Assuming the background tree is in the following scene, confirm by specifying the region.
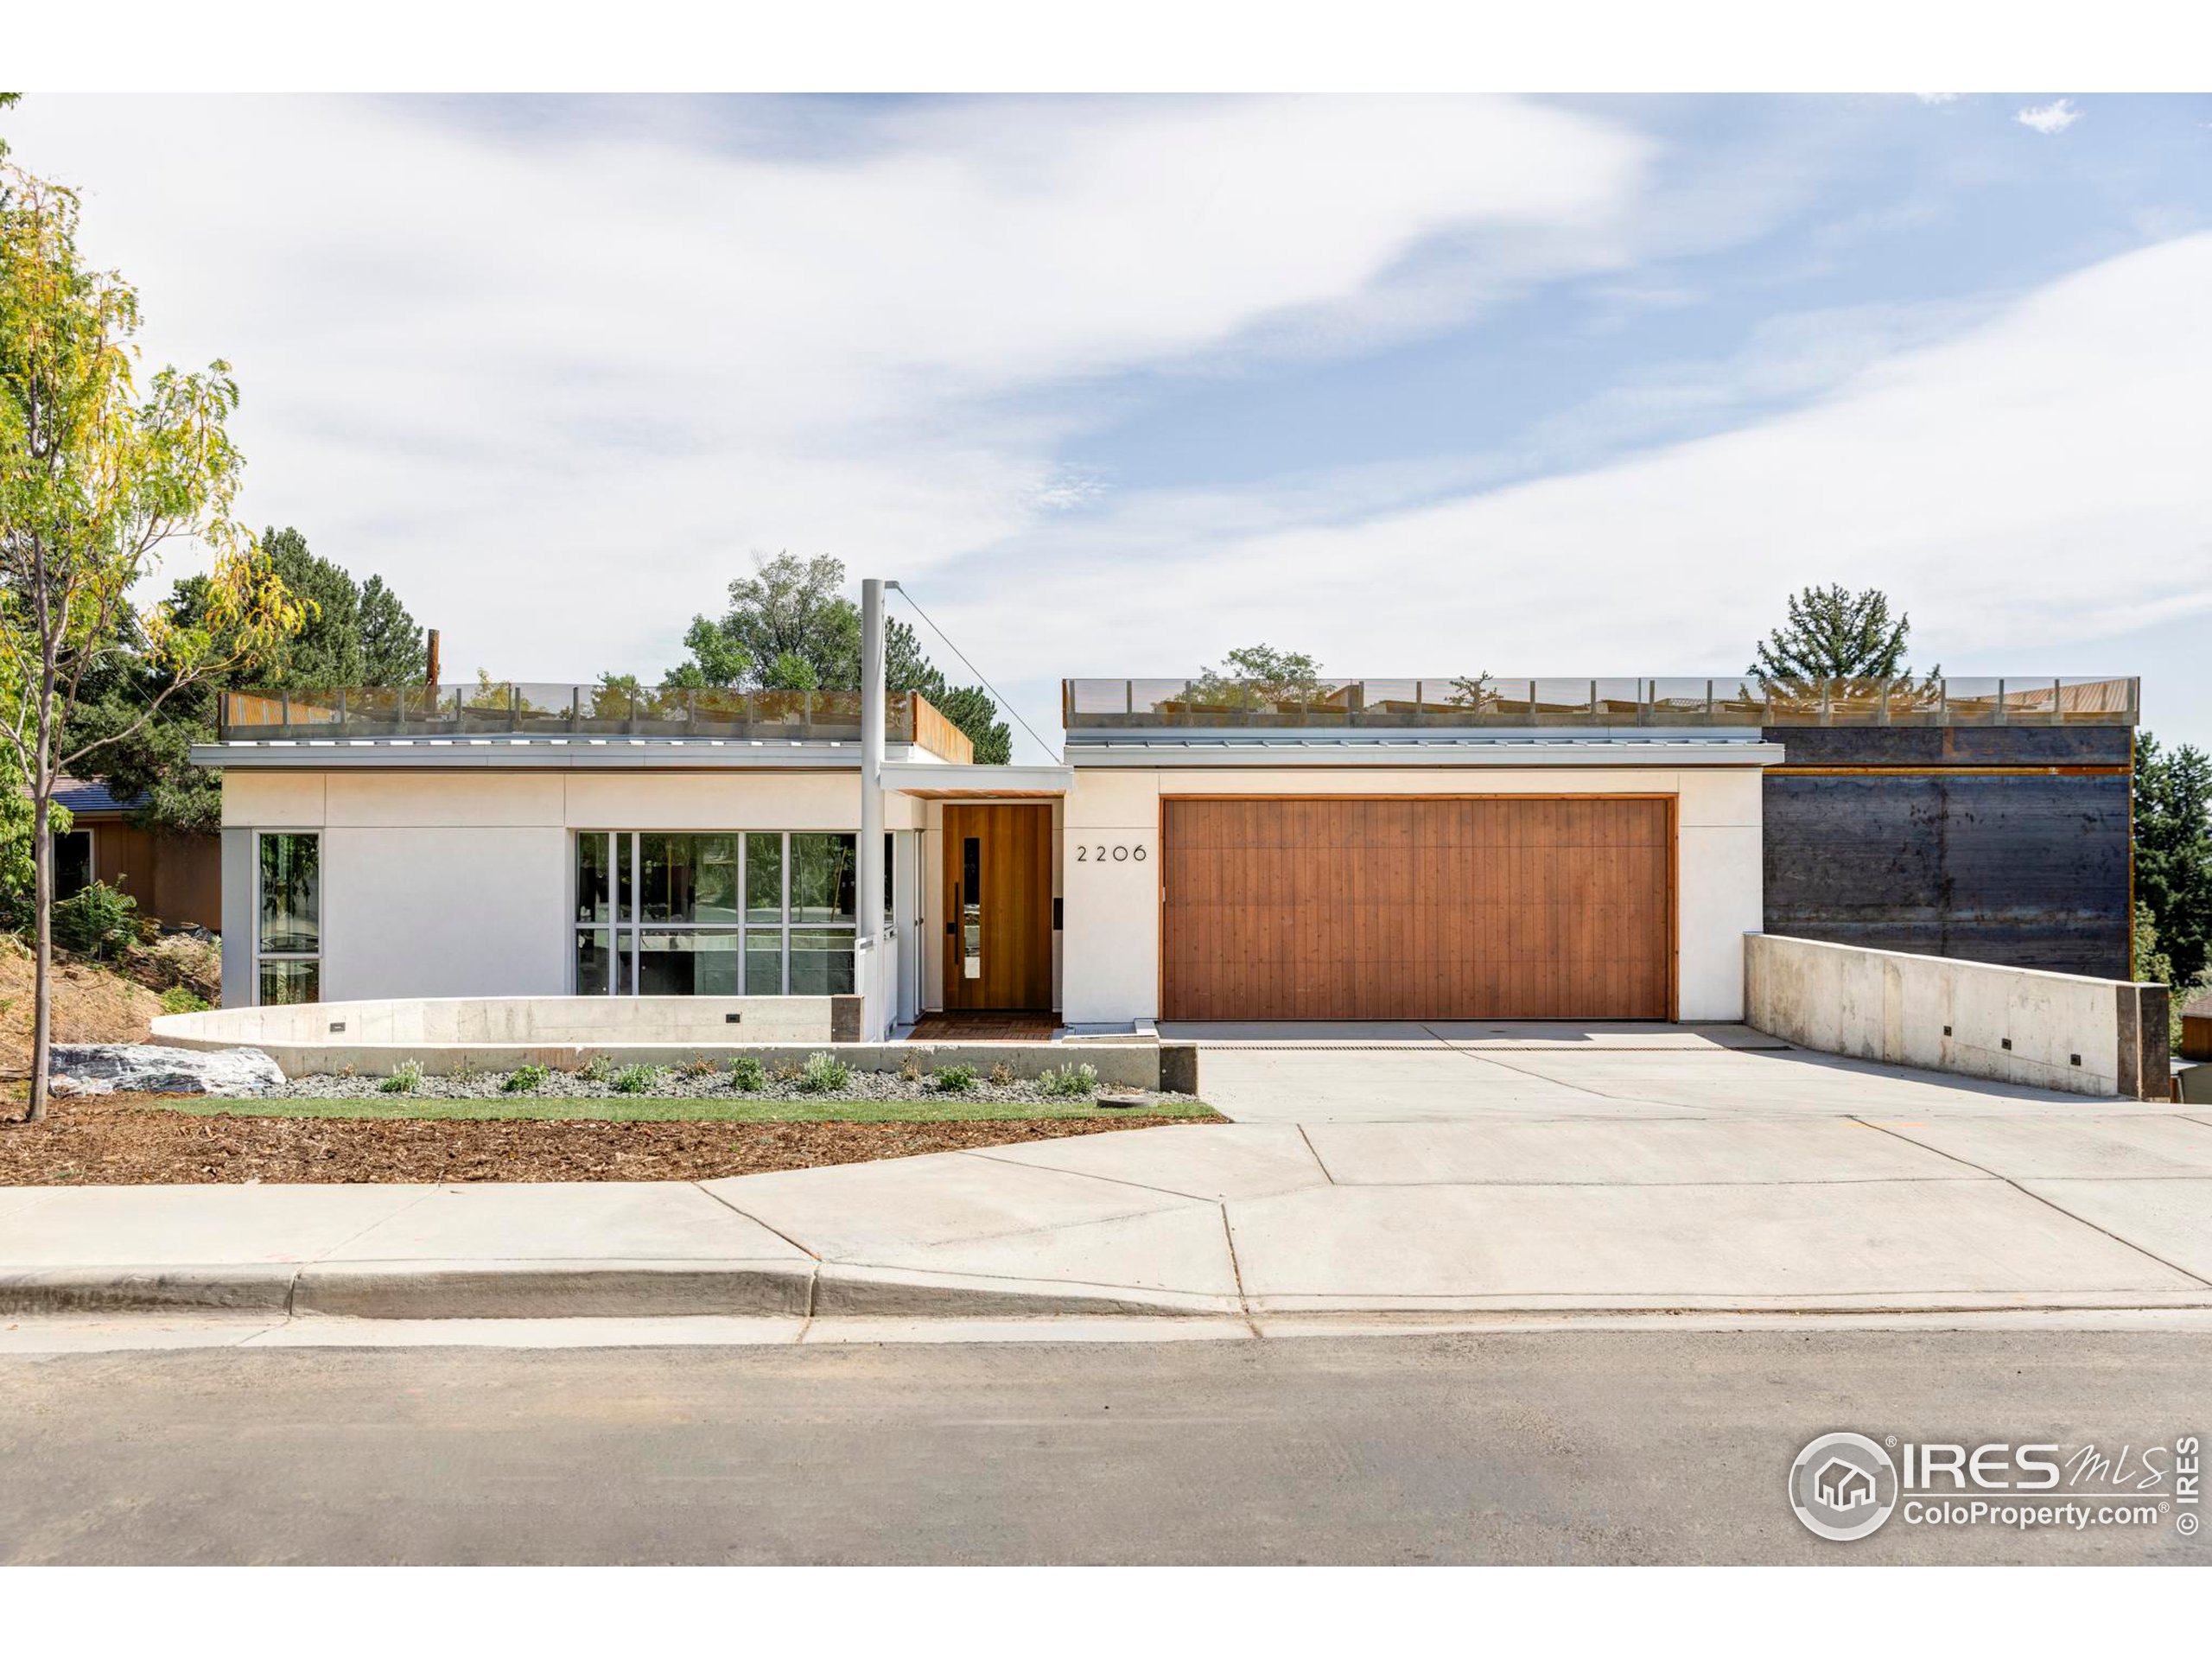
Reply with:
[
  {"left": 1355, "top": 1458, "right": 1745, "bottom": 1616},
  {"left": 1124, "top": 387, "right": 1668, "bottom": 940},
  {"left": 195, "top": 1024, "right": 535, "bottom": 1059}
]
[
  {"left": 3, "top": 156, "right": 307, "bottom": 1121},
  {"left": 2134, "top": 732, "right": 2212, "bottom": 995},
  {"left": 63, "top": 525, "right": 425, "bottom": 836},
  {"left": 1750, "top": 584, "right": 1935, "bottom": 689},
  {"left": 1190, "top": 644, "right": 1325, "bottom": 704},
  {"left": 667, "top": 552, "right": 1012, "bottom": 762}
]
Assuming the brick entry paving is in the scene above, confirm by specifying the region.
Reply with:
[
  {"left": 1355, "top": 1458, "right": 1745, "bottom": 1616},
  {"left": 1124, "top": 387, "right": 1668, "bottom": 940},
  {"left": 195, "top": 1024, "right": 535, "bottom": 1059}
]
[{"left": 906, "top": 1012, "right": 1062, "bottom": 1041}]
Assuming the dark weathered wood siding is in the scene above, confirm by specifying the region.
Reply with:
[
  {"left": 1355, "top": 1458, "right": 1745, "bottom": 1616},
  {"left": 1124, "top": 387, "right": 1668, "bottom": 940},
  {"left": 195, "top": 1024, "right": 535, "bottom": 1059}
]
[{"left": 1761, "top": 726, "right": 2133, "bottom": 981}]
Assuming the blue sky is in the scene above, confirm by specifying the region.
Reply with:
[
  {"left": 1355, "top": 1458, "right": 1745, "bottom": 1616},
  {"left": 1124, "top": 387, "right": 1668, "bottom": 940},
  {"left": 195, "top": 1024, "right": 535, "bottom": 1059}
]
[{"left": 10, "top": 93, "right": 2210, "bottom": 756}]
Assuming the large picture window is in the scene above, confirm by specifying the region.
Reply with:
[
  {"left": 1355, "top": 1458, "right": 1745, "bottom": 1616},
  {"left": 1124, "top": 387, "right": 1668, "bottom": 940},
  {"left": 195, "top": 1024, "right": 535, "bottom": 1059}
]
[
  {"left": 575, "top": 832, "right": 881, "bottom": 996},
  {"left": 256, "top": 832, "right": 321, "bottom": 1005}
]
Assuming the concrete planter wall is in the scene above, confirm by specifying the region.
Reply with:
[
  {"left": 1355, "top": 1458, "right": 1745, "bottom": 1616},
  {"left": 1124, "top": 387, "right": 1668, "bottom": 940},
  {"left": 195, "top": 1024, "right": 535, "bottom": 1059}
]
[
  {"left": 155, "top": 995, "right": 856, "bottom": 1048},
  {"left": 149, "top": 997, "right": 1188, "bottom": 1090},
  {"left": 1744, "top": 933, "right": 2170, "bottom": 1100}
]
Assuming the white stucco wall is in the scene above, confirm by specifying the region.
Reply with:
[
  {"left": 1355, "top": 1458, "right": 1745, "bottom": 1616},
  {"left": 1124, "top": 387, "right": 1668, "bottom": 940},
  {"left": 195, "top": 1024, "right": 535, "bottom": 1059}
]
[
  {"left": 222, "top": 769, "right": 915, "bottom": 1005},
  {"left": 322, "top": 826, "right": 570, "bottom": 999},
  {"left": 1061, "top": 772, "right": 1164, "bottom": 1025},
  {"left": 1058, "top": 764, "right": 1765, "bottom": 1025},
  {"left": 1675, "top": 770, "right": 1764, "bottom": 1022}
]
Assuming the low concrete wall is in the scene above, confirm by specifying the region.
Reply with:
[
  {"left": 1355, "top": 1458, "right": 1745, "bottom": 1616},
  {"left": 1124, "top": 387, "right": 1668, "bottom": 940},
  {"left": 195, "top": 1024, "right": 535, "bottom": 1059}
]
[
  {"left": 149, "top": 1001, "right": 1192, "bottom": 1090},
  {"left": 1744, "top": 933, "right": 2168, "bottom": 1099},
  {"left": 157, "top": 995, "right": 849, "bottom": 1048}
]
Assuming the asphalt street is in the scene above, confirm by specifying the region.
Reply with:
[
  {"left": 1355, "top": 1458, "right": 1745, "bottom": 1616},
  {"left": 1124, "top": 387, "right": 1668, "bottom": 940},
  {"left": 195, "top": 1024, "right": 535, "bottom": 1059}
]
[{"left": 3, "top": 1328, "right": 2206, "bottom": 1564}]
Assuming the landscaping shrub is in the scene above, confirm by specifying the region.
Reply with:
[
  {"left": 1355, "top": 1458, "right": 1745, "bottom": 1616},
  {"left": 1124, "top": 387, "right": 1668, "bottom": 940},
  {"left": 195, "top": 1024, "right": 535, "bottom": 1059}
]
[
  {"left": 503, "top": 1064, "right": 551, "bottom": 1095},
  {"left": 611, "top": 1064, "right": 663, "bottom": 1095},
  {"left": 52, "top": 880, "right": 137, "bottom": 960},
  {"left": 678, "top": 1055, "right": 720, "bottom": 1079},
  {"left": 727, "top": 1055, "right": 769, "bottom": 1092},
  {"left": 929, "top": 1063, "right": 979, "bottom": 1093},
  {"left": 988, "top": 1061, "right": 1014, "bottom": 1087},
  {"left": 577, "top": 1054, "right": 615, "bottom": 1084},
  {"left": 379, "top": 1059, "right": 424, "bottom": 1095},
  {"left": 796, "top": 1052, "right": 851, "bottom": 1094},
  {"left": 899, "top": 1054, "right": 923, "bottom": 1084},
  {"left": 159, "top": 985, "right": 211, "bottom": 1016},
  {"left": 1039, "top": 1062, "right": 1100, "bottom": 1099}
]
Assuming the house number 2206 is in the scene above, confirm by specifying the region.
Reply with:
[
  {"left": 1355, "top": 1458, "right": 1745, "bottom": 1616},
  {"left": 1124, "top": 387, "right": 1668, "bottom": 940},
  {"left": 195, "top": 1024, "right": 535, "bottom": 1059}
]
[{"left": 1076, "top": 843, "right": 1147, "bottom": 862}]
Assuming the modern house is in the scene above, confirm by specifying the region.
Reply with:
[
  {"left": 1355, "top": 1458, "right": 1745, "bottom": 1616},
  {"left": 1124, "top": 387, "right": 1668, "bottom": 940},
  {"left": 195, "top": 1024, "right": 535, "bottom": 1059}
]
[{"left": 194, "top": 658, "right": 2140, "bottom": 1039}]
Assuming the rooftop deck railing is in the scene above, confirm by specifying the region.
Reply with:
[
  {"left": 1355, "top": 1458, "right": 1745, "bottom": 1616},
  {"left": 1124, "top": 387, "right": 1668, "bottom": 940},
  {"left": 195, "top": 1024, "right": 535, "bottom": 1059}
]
[
  {"left": 1062, "top": 677, "right": 2139, "bottom": 731},
  {"left": 219, "top": 683, "right": 973, "bottom": 761}
]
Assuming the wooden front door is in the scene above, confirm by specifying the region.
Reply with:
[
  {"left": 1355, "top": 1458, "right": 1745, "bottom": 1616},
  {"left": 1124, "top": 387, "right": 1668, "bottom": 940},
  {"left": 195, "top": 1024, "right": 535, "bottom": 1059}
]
[
  {"left": 941, "top": 804, "right": 1054, "bottom": 1011},
  {"left": 1162, "top": 797, "right": 1674, "bottom": 1021}
]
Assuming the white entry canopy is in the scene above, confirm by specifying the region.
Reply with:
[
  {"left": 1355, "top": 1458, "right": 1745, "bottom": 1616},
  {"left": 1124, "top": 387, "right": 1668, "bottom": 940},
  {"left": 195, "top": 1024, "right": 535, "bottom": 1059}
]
[{"left": 882, "top": 760, "right": 1072, "bottom": 798}]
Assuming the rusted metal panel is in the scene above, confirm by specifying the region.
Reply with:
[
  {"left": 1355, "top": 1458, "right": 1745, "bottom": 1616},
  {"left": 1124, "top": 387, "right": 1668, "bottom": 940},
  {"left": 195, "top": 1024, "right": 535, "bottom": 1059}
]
[{"left": 1763, "top": 770, "right": 2132, "bottom": 980}]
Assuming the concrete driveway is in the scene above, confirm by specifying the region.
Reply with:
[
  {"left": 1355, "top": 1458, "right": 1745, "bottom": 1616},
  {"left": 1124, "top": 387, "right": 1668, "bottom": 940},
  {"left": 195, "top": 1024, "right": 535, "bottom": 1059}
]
[
  {"left": 9, "top": 1023, "right": 2211, "bottom": 1331},
  {"left": 1160, "top": 1020, "right": 2139, "bottom": 1122}
]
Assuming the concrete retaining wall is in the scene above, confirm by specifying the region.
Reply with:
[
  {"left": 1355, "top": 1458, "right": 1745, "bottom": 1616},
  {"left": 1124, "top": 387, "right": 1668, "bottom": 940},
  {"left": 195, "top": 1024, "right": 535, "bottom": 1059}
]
[
  {"left": 157, "top": 995, "right": 847, "bottom": 1048},
  {"left": 148, "top": 1001, "right": 1189, "bottom": 1090},
  {"left": 1743, "top": 932, "right": 2168, "bottom": 1099}
]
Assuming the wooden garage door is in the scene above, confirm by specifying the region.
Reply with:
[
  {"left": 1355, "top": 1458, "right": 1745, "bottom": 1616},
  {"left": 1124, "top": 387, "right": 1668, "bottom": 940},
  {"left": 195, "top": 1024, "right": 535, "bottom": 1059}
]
[{"left": 1162, "top": 798, "right": 1672, "bottom": 1020}]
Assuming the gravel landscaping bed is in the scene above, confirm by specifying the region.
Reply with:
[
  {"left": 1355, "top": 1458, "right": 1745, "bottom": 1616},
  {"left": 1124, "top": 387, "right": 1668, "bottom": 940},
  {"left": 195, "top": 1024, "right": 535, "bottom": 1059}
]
[{"left": 264, "top": 1064, "right": 1176, "bottom": 1106}]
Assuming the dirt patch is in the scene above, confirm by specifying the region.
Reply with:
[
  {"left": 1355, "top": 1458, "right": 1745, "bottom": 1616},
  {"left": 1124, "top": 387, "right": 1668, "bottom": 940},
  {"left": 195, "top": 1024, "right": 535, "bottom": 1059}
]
[
  {"left": 0, "top": 1096, "right": 1217, "bottom": 1185},
  {"left": 0, "top": 937, "right": 167, "bottom": 1081},
  {"left": 106, "top": 933, "right": 223, "bottom": 1005}
]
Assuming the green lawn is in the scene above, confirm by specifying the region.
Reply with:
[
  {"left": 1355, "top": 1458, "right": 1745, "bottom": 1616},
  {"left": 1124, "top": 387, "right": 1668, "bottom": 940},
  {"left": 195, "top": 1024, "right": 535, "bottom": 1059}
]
[{"left": 149, "top": 1096, "right": 1221, "bottom": 1125}]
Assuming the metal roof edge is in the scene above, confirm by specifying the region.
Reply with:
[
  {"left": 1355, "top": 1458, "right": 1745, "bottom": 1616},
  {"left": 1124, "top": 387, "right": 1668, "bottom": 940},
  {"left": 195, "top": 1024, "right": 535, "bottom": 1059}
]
[
  {"left": 189, "top": 740, "right": 938, "bottom": 771},
  {"left": 1068, "top": 739, "right": 1787, "bottom": 768}
]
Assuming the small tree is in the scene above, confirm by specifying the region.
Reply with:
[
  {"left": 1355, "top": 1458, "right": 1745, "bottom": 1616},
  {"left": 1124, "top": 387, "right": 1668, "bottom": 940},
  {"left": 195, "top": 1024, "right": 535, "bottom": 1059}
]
[
  {"left": 1191, "top": 644, "right": 1325, "bottom": 706},
  {"left": 1750, "top": 584, "right": 1936, "bottom": 692},
  {"left": 2, "top": 158, "right": 307, "bottom": 1120}
]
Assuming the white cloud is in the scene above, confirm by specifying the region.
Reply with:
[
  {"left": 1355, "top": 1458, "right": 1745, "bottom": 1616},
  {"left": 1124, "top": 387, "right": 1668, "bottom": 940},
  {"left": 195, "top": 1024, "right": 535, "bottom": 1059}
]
[
  {"left": 934, "top": 233, "right": 2212, "bottom": 704},
  {"left": 4, "top": 94, "right": 1650, "bottom": 676},
  {"left": 2016, "top": 98, "right": 2081, "bottom": 135}
]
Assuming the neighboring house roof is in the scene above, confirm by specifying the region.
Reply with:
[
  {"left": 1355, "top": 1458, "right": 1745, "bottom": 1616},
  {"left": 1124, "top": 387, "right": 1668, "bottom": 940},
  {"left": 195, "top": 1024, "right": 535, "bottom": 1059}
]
[{"left": 48, "top": 777, "right": 148, "bottom": 817}]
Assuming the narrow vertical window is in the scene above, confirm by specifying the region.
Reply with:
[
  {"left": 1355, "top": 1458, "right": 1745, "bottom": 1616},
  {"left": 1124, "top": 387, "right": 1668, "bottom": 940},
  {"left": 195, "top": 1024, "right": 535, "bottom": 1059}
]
[
  {"left": 256, "top": 832, "right": 321, "bottom": 1005},
  {"left": 961, "top": 836, "right": 982, "bottom": 979}
]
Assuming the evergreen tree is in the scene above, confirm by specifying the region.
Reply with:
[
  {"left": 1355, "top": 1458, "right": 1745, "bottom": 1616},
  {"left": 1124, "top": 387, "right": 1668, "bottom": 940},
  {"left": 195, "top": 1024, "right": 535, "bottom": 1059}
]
[
  {"left": 1750, "top": 585, "right": 1934, "bottom": 689},
  {"left": 2134, "top": 732, "right": 2212, "bottom": 988}
]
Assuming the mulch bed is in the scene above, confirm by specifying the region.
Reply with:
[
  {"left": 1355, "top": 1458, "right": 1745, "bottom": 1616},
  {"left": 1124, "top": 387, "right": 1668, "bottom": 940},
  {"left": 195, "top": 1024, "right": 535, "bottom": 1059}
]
[{"left": 0, "top": 1096, "right": 1215, "bottom": 1186}]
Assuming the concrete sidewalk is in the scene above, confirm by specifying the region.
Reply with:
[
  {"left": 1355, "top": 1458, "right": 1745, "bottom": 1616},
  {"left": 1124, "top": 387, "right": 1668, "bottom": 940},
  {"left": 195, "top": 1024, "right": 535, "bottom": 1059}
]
[{"left": 6, "top": 1108, "right": 2212, "bottom": 1324}]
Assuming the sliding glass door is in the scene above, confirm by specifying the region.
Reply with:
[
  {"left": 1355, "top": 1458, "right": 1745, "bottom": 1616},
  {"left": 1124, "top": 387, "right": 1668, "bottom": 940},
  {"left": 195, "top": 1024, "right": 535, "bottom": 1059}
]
[{"left": 575, "top": 831, "right": 874, "bottom": 995}]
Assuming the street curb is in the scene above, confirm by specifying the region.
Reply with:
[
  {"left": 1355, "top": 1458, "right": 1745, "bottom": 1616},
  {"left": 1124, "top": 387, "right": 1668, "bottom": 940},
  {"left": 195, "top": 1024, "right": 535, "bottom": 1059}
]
[
  {"left": 0, "top": 1267, "right": 297, "bottom": 1316},
  {"left": 812, "top": 1262, "right": 1241, "bottom": 1319},
  {"left": 9, "top": 1266, "right": 2212, "bottom": 1325},
  {"left": 0, "top": 1262, "right": 1226, "bottom": 1321},
  {"left": 293, "top": 1261, "right": 817, "bottom": 1319}
]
